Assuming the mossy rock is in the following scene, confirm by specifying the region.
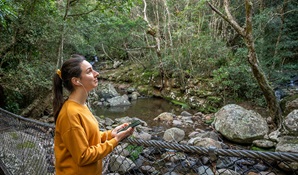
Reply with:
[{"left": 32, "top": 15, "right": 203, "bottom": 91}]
[
  {"left": 251, "top": 146, "right": 275, "bottom": 152},
  {"left": 280, "top": 94, "right": 298, "bottom": 115}
]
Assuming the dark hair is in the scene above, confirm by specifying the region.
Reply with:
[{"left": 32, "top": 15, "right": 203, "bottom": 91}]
[{"left": 53, "top": 54, "right": 86, "bottom": 123}]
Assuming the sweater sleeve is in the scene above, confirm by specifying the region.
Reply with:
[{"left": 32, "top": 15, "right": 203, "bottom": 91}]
[
  {"left": 61, "top": 127, "right": 118, "bottom": 166},
  {"left": 100, "top": 130, "right": 114, "bottom": 142}
]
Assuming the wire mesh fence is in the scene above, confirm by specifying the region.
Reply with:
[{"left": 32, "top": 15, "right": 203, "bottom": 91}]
[{"left": 0, "top": 108, "right": 298, "bottom": 175}]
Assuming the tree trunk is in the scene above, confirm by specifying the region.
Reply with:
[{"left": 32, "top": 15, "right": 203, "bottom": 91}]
[
  {"left": 20, "top": 90, "right": 52, "bottom": 118},
  {"left": 208, "top": 0, "right": 281, "bottom": 127},
  {"left": 142, "top": 0, "right": 165, "bottom": 90}
]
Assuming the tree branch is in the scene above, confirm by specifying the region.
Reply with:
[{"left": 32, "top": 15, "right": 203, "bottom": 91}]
[{"left": 207, "top": 1, "right": 245, "bottom": 37}]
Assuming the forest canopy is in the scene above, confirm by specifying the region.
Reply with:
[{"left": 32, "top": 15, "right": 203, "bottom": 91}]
[{"left": 0, "top": 0, "right": 297, "bottom": 117}]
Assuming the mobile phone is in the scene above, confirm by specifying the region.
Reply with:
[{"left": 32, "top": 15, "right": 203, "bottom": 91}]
[{"left": 117, "top": 120, "right": 141, "bottom": 133}]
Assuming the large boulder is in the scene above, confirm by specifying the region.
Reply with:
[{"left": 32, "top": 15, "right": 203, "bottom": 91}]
[
  {"left": 284, "top": 110, "right": 298, "bottom": 136},
  {"left": 107, "top": 94, "right": 131, "bottom": 106},
  {"left": 212, "top": 104, "right": 269, "bottom": 144},
  {"left": 97, "top": 83, "right": 119, "bottom": 99}
]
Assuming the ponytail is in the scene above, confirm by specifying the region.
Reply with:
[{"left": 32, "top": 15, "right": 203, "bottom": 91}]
[
  {"left": 53, "top": 73, "right": 64, "bottom": 123},
  {"left": 52, "top": 54, "right": 85, "bottom": 124}
]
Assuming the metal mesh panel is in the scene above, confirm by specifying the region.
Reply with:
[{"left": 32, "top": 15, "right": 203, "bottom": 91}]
[
  {"left": 103, "top": 139, "right": 298, "bottom": 175},
  {"left": 1, "top": 108, "right": 298, "bottom": 175},
  {"left": 0, "top": 108, "right": 55, "bottom": 175}
]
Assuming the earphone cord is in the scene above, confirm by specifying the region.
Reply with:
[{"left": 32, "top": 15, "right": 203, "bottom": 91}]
[{"left": 80, "top": 84, "right": 91, "bottom": 109}]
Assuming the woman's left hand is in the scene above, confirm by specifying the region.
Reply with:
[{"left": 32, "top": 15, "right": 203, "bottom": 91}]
[{"left": 111, "top": 123, "right": 134, "bottom": 140}]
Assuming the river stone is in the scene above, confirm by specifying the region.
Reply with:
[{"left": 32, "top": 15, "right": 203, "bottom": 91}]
[
  {"left": 212, "top": 104, "right": 269, "bottom": 144},
  {"left": 181, "top": 111, "right": 192, "bottom": 116},
  {"left": 133, "top": 131, "right": 152, "bottom": 140},
  {"left": 275, "top": 136, "right": 298, "bottom": 153},
  {"left": 284, "top": 110, "right": 298, "bottom": 135},
  {"left": 285, "top": 98, "right": 298, "bottom": 115},
  {"left": 252, "top": 139, "right": 275, "bottom": 148},
  {"left": 215, "top": 169, "right": 240, "bottom": 175},
  {"left": 97, "top": 83, "right": 119, "bottom": 99},
  {"left": 188, "top": 131, "right": 219, "bottom": 141},
  {"left": 163, "top": 127, "right": 185, "bottom": 142},
  {"left": 197, "top": 165, "right": 214, "bottom": 175},
  {"left": 154, "top": 112, "right": 175, "bottom": 121},
  {"left": 188, "top": 137, "right": 222, "bottom": 149},
  {"left": 140, "top": 165, "right": 156, "bottom": 173},
  {"left": 109, "top": 155, "right": 136, "bottom": 173},
  {"left": 107, "top": 94, "right": 131, "bottom": 106},
  {"left": 172, "top": 119, "right": 183, "bottom": 126}
]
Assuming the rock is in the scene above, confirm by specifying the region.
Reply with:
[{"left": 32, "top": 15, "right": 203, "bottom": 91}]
[
  {"left": 285, "top": 98, "right": 298, "bottom": 115},
  {"left": 109, "top": 155, "right": 136, "bottom": 173},
  {"left": 107, "top": 94, "right": 131, "bottom": 106},
  {"left": 114, "top": 144, "right": 131, "bottom": 157},
  {"left": 188, "top": 137, "right": 222, "bottom": 149},
  {"left": 216, "top": 168, "right": 240, "bottom": 175},
  {"left": 181, "top": 116, "right": 193, "bottom": 124},
  {"left": 133, "top": 131, "right": 152, "bottom": 140},
  {"left": 130, "top": 91, "right": 139, "bottom": 100},
  {"left": 267, "top": 130, "right": 281, "bottom": 142},
  {"left": 97, "top": 83, "right": 119, "bottom": 99},
  {"left": 154, "top": 112, "right": 175, "bottom": 122},
  {"left": 181, "top": 111, "right": 192, "bottom": 116},
  {"left": 140, "top": 165, "right": 156, "bottom": 173},
  {"left": 163, "top": 127, "right": 185, "bottom": 142},
  {"left": 212, "top": 104, "right": 269, "bottom": 144},
  {"left": 197, "top": 165, "right": 214, "bottom": 175},
  {"left": 284, "top": 110, "right": 298, "bottom": 135},
  {"left": 275, "top": 136, "right": 298, "bottom": 153},
  {"left": 161, "top": 151, "right": 186, "bottom": 162},
  {"left": 252, "top": 139, "right": 276, "bottom": 148},
  {"left": 172, "top": 120, "right": 183, "bottom": 126},
  {"left": 195, "top": 131, "right": 219, "bottom": 141},
  {"left": 275, "top": 140, "right": 297, "bottom": 175},
  {"left": 104, "top": 117, "right": 114, "bottom": 126}
]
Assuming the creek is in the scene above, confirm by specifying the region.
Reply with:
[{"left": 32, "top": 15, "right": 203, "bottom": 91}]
[{"left": 94, "top": 97, "right": 193, "bottom": 126}]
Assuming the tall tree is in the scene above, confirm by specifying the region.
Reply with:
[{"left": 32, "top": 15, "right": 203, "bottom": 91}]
[{"left": 208, "top": 0, "right": 281, "bottom": 127}]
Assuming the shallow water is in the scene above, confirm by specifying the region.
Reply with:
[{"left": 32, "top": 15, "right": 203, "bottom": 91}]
[{"left": 94, "top": 97, "right": 187, "bottom": 127}]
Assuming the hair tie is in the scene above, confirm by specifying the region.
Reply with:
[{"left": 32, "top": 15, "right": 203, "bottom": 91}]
[{"left": 56, "top": 69, "right": 62, "bottom": 79}]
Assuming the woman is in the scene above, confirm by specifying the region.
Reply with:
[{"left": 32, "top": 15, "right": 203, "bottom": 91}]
[{"left": 53, "top": 54, "right": 133, "bottom": 175}]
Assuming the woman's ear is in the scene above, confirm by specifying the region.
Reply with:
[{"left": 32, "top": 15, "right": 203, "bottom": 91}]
[{"left": 71, "top": 77, "right": 81, "bottom": 86}]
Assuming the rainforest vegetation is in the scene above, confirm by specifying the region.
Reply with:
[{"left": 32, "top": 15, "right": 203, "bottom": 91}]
[{"left": 0, "top": 0, "right": 297, "bottom": 128}]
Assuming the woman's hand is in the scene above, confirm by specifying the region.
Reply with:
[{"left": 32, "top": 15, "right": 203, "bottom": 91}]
[{"left": 111, "top": 123, "right": 134, "bottom": 142}]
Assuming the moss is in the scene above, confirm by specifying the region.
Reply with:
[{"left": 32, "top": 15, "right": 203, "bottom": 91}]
[
  {"left": 17, "top": 141, "right": 35, "bottom": 149},
  {"left": 163, "top": 97, "right": 190, "bottom": 109},
  {"left": 10, "top": 132, "right": 19, "bottom": 140},
  {"left": 251, "top": 146, "right": 275, "bottom": 152},
  {"left": 204, "top": 118, "right": 214, "bottom": 124}
]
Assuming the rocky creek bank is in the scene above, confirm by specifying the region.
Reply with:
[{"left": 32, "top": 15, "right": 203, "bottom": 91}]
[{"left": 39, "top": 80, "right": 298, "bottom": 174}]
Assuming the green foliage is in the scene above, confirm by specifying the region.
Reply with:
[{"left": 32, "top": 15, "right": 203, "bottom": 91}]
[
  {"left": 4, "top": 89, "right": 22, "bottom": 113},
  {"left": 126, "top": 145, "right": 143, "bottom": 161},
  {"left": 251, "top": 146, "right": 274, "bottom": 152},
  {"left": 169, "top": 99, "right": 190, "bottom": 110},
  {"left": 253, "top": 2, "right": 298, "bottom": 81},
  {"left": 212, "top": 50, "right": 265, "bottom": 106},
  {"left": 204, "top": 117, "right": 215, "bottom": 125},
  {"left": 0, "top": 0, "right": 297, "bottom": 115},
  {"left": 0, "top": 0, "right": 17, "bottom": 28}
]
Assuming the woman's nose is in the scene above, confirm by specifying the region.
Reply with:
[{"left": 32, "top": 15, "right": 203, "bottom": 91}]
[{"left": 93, "top": 70, "right": 99, "bottom": 77}]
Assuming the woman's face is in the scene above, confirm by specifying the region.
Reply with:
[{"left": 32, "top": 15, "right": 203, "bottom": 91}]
[{"left": 78, "top": 60, "right": 99, "bottom": 92}]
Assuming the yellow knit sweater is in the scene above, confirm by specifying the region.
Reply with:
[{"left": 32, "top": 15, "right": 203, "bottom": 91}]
[{"left": 54, "top": 100, "right": 118, "bottom": 175}]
